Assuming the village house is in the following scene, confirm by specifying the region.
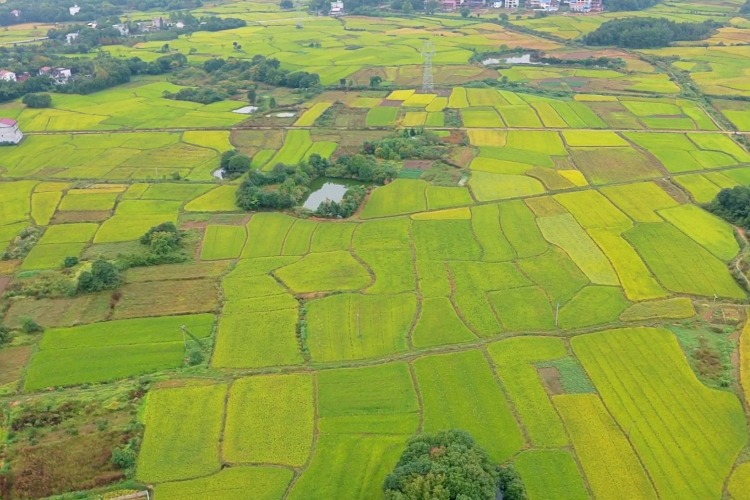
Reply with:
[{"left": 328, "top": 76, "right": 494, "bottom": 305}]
[
  {"left": 112, "top": 24, "right": 130, "bottom": 36},
  {"left": 504, "top": 0, "right": 520, "bottom": 8},
  {"left": 69, "top": 4, "right": 81, "bottom": 16},
  {"left": 329, "top": 1, "right": 344, "bottom": 16},
  {"left": 443, "top": 0, "right": 458, "bottom": 10},
  {"left": 569, "top": 0, "right": 603, "bottom": 12},
  {"left": 0, "top": 70, "right": 16, "bottom": 82},
  {"left": 0, "top": 118, "right": 23, "bottom": 145},
  {"left": 66, "top": 32, "right": 80, "bottom": 44},
  {"left": 39, "top": 67, "right": 72, "bottom": 85}
]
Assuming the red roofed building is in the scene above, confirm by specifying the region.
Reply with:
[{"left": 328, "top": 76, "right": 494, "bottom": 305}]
[{"left": 0, "top": 118, "right": 23, "bottom": 145}]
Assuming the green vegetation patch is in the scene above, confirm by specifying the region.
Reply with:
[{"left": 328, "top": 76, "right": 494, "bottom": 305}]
[
  {"left": 224, "top": 374, "right": 314, "bottom": 466},
  {"left": 200, "top": 225, "right": 247, "bottom": 260},
  {"left": 515, "top": 449, "right": 589, "bottom": 500},
  {"left": 414, "top": 350, "right": 525, "bottom": 462},
  {"left": 275, "top": 251, "right": 370, "bottom": 293},
  {"left": 620, "top": 298, "right": 695, "bottom": 322},
  {"left": 411, "top": 297, "right": 476, "bottom": 348},
  {"left": 573, "top": 328, "right": 747, "bottom": 498},
  {"left": 137, "top": 383, "right": 228, "bottom": 483},
  {"left": 154, "top": 467, "right": 293, "bottom": 500},
  {"left": 306, "top": 293, "right": 417, "bottom": 362},
  {"left": 624, "top": 223, "right": 745, "bottom": 298},
  {"left": 658, "top": 204, "right": 739, "bottom": 262}
]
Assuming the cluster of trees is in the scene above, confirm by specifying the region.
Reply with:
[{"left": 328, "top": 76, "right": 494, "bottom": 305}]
[
  {"left": 22, "top": 93, "right": 52, "bottom": 108},
  {"left": 383, "top": 430, "right": 526, "bottom": 500},
  {"left": 163, "top": 86, "right": 226, "bottom": 104},
  {"left": 741, "top": 0, "right": 750, "bottom": 17},
  {"left": 236, "top": 153, "right": 397, "bottom": 212},
  {"left": 584, "top": 18, "right": 718, "bottom": 48},
  {"left": 363, "top": 131, "right": 448, "bottom": 161},
  {"left": 603, "top": 0, "right": 660, "bottom": 11},
  {"left": 116, "top": 222, "right": 188, "bottom": 268},
  {"left": 201, "top": 56, "right": 320, "bottom": 89},
  {"left": 77, "top": 259, "right": 121, "bottom": 293},
  {"left": 0, "top": 0, "right": 201, "bottom": 26},
  {"left": 315, "top": 186, "right": 366, "bottom": 218},
  {"left": 220, "top": 150, "right": 252, "bottom": 179},
  {"left": 708, "top": 186, "right": 750, "bottom": 230},
  {"left": 0, "top": 52, "right": 186, "bottom": 103}
]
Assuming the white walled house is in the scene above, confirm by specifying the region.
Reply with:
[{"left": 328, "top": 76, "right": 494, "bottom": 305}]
[
  {"left": 504, "top": 0, "right": 520, "bottom": 8},
  {"left": 0, "top": 70, "right": 16, "bottom": 82},
  {"left": 0, "top": 119, "right": 23, "bottom": 145}
]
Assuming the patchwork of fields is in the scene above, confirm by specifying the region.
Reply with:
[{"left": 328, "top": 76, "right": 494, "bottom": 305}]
[{"left": 3, "top": 1, "right": 750, "bottom": 499}]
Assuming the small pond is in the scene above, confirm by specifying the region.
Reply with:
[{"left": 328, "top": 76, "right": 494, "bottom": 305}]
[
  {"left": 233, "top": 105, "right": 259, "bottom": 114},
  {"left": 302, "top": 178, "right": 366, "bottom": 211},
  {"left": 482, "top": 54, "right": 536, "bottom": 65}
]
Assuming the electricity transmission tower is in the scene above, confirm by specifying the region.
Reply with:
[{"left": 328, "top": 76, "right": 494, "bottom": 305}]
[
  {"left": 422, "top": 41, "right": 435, "bottom": 93},
  {"left": 296, "top": 0, "right": 303, "bottom": 28}
]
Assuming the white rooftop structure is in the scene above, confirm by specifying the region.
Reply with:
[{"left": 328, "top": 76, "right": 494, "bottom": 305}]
[
  {"left": 0, "top": 119, "right": 23, "bottom": 145},
  {"left": 69, "top": 4, "right": 81, "bottom": 15}
]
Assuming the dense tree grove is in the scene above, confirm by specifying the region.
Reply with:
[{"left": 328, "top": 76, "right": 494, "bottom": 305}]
[
  {"left": 363, "top": 131, "right": 448, "bottom": 161},
  {"left": 162, "top": 87, "right": 226, "bottom": 104},
  {"left": 236, "top": 153, "right": 397, "bottom": 212},
  {"left": 602, "top": 0, "right": 660, "bottom": 11},
  {"left": 200, "top": 56, "right": 320, "bottom": 89},
  {"left": 21, "top": 93, "right": 51, "bottom": 108},
  {"left": 584, "top": 18, "right": 718, "bottom": 48},
  {"left": 0, "top": 0, "right": 201, "bottom": 26},
  {"left": 383, "top": 430, "right": 526, "bottom": 500},
  {"left": 220, "top": 150, "right": 252, "bottom": 179},
  {"left": 77, "top": 260, "right": 121, "bottom": 293},
  {"left": 708, "top": 186, "right": 750, "bottom": 230},
  {"left": 315, "top": 186, "right": 367, "bottom": 218}
]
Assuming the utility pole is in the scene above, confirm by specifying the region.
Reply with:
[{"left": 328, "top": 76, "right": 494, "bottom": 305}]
[{"left": 422, "top": 41, "right": 435, "bottom": 93}]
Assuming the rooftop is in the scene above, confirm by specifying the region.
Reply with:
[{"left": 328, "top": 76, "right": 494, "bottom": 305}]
[{"left": 0, "top": 118, "right": 18, "bottom": 127}]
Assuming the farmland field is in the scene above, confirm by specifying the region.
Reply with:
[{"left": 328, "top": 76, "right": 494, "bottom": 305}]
[{"left": 2, "top": 2, "right": 750, "bottom": 500}]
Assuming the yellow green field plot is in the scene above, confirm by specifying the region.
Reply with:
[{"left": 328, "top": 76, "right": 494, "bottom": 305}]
[
  {"left": 200, "top": 225, "right": 247, "bottom": 260},
  {"left": 469, "top": 172, "right": 545, "bottom": 202},
  {"left": 21, "top": 242, "right": 86, "bottom": 271},
  {"left": 515, "top": 449, "right": 589, "bottom": 500},
  {"left": 714, "top": 99, "right": 750, "bottom": 130},
  {"left": 554, "top": 393, "right": 658, "bottom": 500},
  {"left": 570, "top": 146, "right": 663, "bottom": 185},
  {"left": 497, "top": 200, "right": 548, "bottom": 259},
  {"left": 461, "top": 107, "right": 504, "bottom": 127},
  {"left": 730, "top": 464, "right": 750, "bottom": 500},
  {"left": 448, "top": 87, "right": 470, "bottom": 108},
  {"left": 495, "top": 104, "right": 543, "bottom": 128},
  {"left": 562, "top": 130, "right": 629, "bottom": 147},
  {"left": 426, "top": 97, "right": 447, "bottom": 112},
  {"left": 537, "top": 214, "right": 619, "bottom": 286},
  {"left": 0, "top": 181, "right": 36, "bottom": 226},
  {"left": 306, "top": 293, "right": 416, "bottom": 362},
  {"left": 488, "top": 337, "right": 567, "bottom": 446},
  {"left": 600, "top": 182, "right": 679, "bottom": 222},
  {"left": 280, "top": 219, "right": 318, "bottom": 256},
  {"left": 360, "top": 179, "right": 428, "bottom": 218},
  {"left": 318, "top": 363, "right": 419, "bottom": 435},
  {"left": 518, "top": 248, "right": 589, "bottom": 305},
  {"left": 467, "top": 129, "right": 507, "bottom": 147},
  {"left": 154, "top": 467, "right": 293, "bottom": 500},
  {"left": 620, "top": 297, "right": 695, "bottom": 322},
  {"left": 2, "top": 132, "right": 224, "bottom": 180},
  {"left": 387, "top": 89, "right": 415, "bottom": 101},
  {"left": 625, "top": 222, "right": 744, "bottom": 298},
  {"left": 184, "top": 185, "right": 239, "bottom": 212},
  {"left": 265, "top": 129, "right": 313, "bottom": 169},
  {"left": 626, "top": 132, "right": 745, "bottom": 173},
  {"left": 182, "top": 130, "right": 233, "bottom": 153},
  {"left": 555, "top": 190, "right": 632, "bottom": 230},
  {"left": 402, "top": 93, "right": 436, "bottom": 107},
  {"left": 676, "top": 172, "right": 737, "bottom": 203},
  {"left": 658, "top": 204, "right": 739, "bottom": 261},
  {"left": 137, "top": 383, "right": 228, "bottom": 483},
  {"left": 310, "top": 222, "right": 355, "bottom": 252},
  {"left": 95, "top": 200, "right": 181, "bottom": 243},
  {"left": 365, "top": 107, "right": 400, "bottom": 127},
  {"left": 619, "top": 99, "right": 717, "bottom": 130},
  {"left": 294, "top": 102, "right": 332, "bottom": 126},
  {"left": 558, "top": 286, "right": 629, "bottom": 330},
  {"left": 488, "top": 287, "right": 555, "bottom": 331},
  {"left": 58, "top": 189, "right": 120, "bottom": 211},
  {"left": 588, "top": 229, "right": 667, "bottom": 301},
  {"left": 274, "top": 251, "right": 370, "bottom": 293},
  {"left": 506, "top": 130, "right": 567, "bottom": 156},
  {"left": 411, "top": 207, "right": 471, "bottom": 220},
  {"left": 401, "top": 111, "right": 427, "bottom": 127},
  {"left": 288, "top": 433, "right": 408, "bottom": 500},
  {"left": 413, "top": 219, "right": 482, "bottom": 261},
  {"left": 24, "top": 314, "right": 214, "bottom": 390},
  {"left": 242, "top": 213, "right": 297, "bottom": 257},
  {"left": 224, "top": 374, "right": 314, "bottom": 466},
  {"left": 470, "top": 204, "right": 514, "bottom": 262},
  {"left": 411, "top": 297, "right": 476, "bottom": 348},
  {"left": 134, "top": 183, "right": 214, "bottom": 201},
  {"left": 465, "top": 88, "right": 507, "bottom": 107},
  {"left": 424, "top": 186, "right": 474, "bottom": 210},
  {"left": 414, "top": 350, "right": 525, "bottom": 462},
  {"left": 38, "top": 223, "right": 99, "bottom": 244},
  {"left": 31, "top": 189, "right": 64, "bottom": 226},
  {"left": 573, "top": 328, "right": 748, "bottom": 499}
]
